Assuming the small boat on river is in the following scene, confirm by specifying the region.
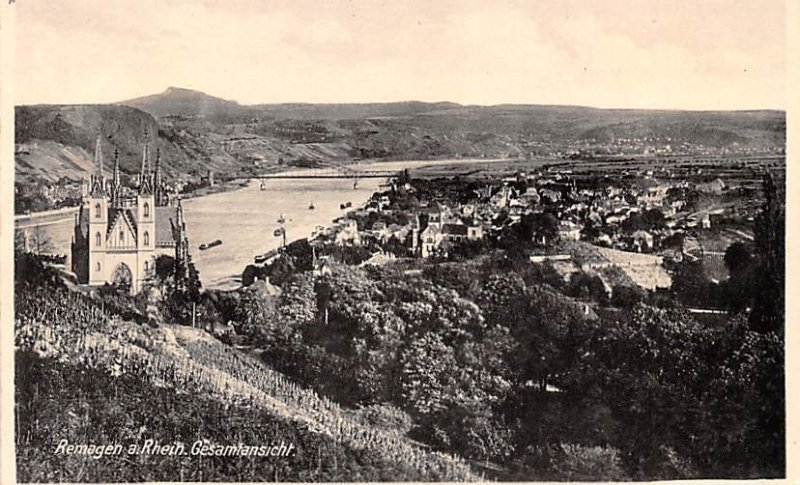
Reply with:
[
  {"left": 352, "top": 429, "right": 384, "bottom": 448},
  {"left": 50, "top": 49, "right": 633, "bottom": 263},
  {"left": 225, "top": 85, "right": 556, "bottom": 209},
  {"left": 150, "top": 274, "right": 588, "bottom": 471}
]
[{"left": 199, "top": 239, "right": 222, "bottom": 250}]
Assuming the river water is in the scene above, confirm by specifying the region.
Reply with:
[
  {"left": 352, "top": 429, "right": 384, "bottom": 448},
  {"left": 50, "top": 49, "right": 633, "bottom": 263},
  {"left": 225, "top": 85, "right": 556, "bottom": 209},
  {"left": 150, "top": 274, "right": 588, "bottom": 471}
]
[
  {"left": 25, "top": 159, "right": 495, "bottom": 290},
  {"left": 183, "top": 171, "right": 382, "bottom": 289}
]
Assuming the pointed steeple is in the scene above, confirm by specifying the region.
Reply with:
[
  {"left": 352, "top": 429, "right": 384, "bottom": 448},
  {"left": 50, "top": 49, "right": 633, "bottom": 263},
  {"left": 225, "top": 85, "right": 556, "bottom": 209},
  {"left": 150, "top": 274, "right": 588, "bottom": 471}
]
[
  {"left": 111, "top": 148, "right": 121, "bottom": 207},
  {"left": 141, "top": 128, "right": 150, "bottom": 174},
  {"left": 176, "top": 197, "right": 184, "bottom": 229},
  {"left": 112, "top": 148, "right": 121, "bottom": 188},
  {"left": 94, "top": 136, "right": 104, "bottom": 177},
  {"left": 154, "top": 148, "right": 165, "bottom": 205},
  {"left": 90, "top": 135, "right": 106, "bottom": 196},
  {"left": 139, "top": 128, "right": 153, "bottom": 194},
  {"left": 154, "top": 148, "right": 162, "bottom": 184}
]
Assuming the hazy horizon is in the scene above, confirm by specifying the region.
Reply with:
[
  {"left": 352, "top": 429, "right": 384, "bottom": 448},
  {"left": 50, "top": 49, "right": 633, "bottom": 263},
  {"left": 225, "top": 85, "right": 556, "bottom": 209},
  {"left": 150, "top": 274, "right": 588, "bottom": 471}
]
[
  {"left": 15, "top": 0, "right": 786, "bottom": 110},
  {"left": 15, "top": 85, "right": 789, "bottom": 112}
]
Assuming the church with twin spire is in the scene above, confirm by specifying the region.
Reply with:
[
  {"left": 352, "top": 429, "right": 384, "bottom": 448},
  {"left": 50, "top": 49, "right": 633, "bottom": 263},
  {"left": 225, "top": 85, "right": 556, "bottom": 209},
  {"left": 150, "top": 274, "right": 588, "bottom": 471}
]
[{"left": 71, "top": 132, "right": 189, "bottom": 294}]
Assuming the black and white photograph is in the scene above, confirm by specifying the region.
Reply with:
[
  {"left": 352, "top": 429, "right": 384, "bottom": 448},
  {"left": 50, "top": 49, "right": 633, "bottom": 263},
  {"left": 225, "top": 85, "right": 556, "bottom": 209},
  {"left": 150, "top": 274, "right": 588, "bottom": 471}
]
[{"left": 4, "top": 0, "right": 791, "bottom": 482}]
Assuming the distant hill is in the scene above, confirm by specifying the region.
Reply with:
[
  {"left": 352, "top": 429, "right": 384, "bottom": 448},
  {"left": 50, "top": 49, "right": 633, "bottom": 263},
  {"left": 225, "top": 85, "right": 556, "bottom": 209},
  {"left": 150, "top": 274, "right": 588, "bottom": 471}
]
[
  {"left": 15, "top": 104, "right": 163, "bottom": 182},
  {"left": 122, "top": 86, "right": 251, "bottom": 121},
  {"left": 14, "top": 101, "right": 351, "bottom": 183},
  {"left": 123, "top": 87, "right": 463, "bottom": 120},
  {"left": 121, "top": 87, "right": 784, "bottom": 150},
  {"left": 250, "top": 101, "right": 463, "bottom": 120},
  {"left": 16, "top": 87, "right": 786, "bottom": 186}
]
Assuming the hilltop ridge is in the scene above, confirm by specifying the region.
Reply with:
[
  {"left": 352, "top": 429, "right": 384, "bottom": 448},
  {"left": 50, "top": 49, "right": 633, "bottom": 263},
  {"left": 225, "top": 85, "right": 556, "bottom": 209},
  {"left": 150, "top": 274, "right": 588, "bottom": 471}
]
[
  {"left": 15, "top": 86, "right": 786, "bottom": 192},
  {"left": 122, "top": 87, "right": 246, "bottom": 120}
]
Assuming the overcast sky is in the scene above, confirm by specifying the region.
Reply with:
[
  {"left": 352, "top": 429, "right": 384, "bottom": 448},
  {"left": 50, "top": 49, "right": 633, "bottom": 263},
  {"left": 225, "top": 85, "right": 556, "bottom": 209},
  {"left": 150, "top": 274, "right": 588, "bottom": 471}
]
[{"left": 14, "top": 0, "right": 787, "bottom": 109}]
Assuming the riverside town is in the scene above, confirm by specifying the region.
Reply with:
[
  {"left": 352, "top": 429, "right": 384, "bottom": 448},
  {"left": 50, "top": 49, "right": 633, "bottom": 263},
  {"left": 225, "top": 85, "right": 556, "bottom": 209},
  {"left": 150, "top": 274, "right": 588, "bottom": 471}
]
[{"left": 11, "top": 1, "right": 786, "bottom": 482}]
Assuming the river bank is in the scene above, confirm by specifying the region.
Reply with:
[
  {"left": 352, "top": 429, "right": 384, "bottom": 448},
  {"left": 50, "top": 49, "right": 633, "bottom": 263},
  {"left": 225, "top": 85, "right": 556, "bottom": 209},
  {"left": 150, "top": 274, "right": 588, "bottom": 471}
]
[
  {"left": 182, "top": 175, "right": 384, "bottom": 290},
  {"left": 184, "top": 158, "right": 508, "bottom": 290},
  {"left": 16, "top": 158, "right": 510, "bottom": 289}
]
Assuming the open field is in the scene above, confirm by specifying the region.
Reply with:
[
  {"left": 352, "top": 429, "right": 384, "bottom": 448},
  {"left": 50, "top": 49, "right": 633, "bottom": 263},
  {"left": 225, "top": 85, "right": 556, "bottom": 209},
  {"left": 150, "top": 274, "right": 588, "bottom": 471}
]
[{"left": 564, "top": 242, "right": 672, "bottom": 290}]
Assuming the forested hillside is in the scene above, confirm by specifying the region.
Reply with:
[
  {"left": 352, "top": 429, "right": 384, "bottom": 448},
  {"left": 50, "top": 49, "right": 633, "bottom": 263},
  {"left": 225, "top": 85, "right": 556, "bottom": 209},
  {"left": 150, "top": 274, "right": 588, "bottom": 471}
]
[{"left": 16, "top": 88, "right": 785, "bottom": 187}]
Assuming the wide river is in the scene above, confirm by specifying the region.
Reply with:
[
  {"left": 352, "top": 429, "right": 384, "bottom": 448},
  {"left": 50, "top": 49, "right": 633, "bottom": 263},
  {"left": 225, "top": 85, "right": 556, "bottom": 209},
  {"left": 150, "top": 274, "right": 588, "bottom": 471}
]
[{"left": 23, "top": 159, "right": 498, "bottom": 290}]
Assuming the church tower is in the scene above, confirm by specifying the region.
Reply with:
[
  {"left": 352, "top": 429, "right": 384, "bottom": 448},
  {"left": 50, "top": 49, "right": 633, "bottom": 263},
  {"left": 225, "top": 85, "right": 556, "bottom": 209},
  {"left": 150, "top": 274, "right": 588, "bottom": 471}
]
[
  {"left": 73, "top": 128, "right": 188, "bottom": 295},
  {"left": 137, "top": 135, "right": 156, "bottom": 288},
  {"left": 110, "top": 148, "right": 122, "bottom": 208},
  {"left": 139, "top": 129, "right": 154, "bottom": 195},
  {"left": 154, "top": 148, "right": 168, "bottom": 206},
  {"left": 87, "top": 136, "right": 108, "bottom": 286}
]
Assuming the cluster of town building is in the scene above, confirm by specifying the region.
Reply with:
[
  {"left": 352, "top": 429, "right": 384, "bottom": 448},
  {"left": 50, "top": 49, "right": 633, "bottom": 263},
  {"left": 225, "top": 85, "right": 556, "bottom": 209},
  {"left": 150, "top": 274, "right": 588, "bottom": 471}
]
[{"left": 316, "top": 168, "right": 743, "bottom": 260}]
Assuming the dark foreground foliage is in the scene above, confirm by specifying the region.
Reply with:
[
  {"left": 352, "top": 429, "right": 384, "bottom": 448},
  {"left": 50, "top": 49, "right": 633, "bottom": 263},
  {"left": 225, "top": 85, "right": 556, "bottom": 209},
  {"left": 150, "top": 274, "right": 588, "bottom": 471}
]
[
  {"left": 229, "top": 261, "right": 783, "bottom": 480},
  {"left": 15, "top": 352, "right": 434, "bottom": 482}
]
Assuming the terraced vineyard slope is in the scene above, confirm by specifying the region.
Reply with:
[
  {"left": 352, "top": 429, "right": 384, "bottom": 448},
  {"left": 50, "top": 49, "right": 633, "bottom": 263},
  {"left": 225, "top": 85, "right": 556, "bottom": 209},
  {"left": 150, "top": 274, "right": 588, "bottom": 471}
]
[{"left": 15, "top": 285, "right": 479, "bottom": 482}]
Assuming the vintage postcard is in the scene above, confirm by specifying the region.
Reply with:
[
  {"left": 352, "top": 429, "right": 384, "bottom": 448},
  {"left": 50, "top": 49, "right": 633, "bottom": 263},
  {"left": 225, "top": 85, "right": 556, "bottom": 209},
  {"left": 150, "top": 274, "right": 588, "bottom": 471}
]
[{"left": 1, "top": 0, "right": 792, "bottom": 482}]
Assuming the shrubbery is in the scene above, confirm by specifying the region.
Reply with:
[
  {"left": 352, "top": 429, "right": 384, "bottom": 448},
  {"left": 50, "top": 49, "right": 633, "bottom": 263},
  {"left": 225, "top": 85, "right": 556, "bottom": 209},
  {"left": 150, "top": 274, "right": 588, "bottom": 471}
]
[
  {"left": 510, "top": 444, "right": 626, "bottom": 482},
  {"left": 226, "top": 260, "right": 783, "bottom": 480}
]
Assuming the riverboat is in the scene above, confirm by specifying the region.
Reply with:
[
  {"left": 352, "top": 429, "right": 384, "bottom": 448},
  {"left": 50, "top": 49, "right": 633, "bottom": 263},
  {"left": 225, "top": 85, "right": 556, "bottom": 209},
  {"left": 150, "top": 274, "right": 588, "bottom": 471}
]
[{"left": 199, "top": 239, "right": 222, "bottom": 250}]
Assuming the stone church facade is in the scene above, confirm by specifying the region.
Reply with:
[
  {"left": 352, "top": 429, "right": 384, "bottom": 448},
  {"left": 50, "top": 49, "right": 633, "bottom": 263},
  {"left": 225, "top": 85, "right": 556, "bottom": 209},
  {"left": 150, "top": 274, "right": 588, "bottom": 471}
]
[{"left": 71, "top": 135, "right": 189, "bottom": 294}]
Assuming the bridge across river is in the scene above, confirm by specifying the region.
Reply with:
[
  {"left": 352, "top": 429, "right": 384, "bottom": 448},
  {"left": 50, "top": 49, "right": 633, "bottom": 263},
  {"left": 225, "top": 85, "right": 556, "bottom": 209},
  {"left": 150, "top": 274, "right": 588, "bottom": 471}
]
[
  {"left": 255, "top": 162, "right": 401, "bottom": 188},
  {"left": 254, "top": 170, "right": 399, "bottom": 180}
]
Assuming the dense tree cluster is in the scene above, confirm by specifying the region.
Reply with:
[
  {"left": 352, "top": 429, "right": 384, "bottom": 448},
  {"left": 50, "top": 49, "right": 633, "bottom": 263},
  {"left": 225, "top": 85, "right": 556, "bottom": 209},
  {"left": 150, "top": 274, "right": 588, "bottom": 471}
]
[
  {"left": 148, "top": 254, "right": 203, "bottom": 325},
  {"left": 668, "top": 174, "right": 785, "bottom": 325},
  {"left": 621, "top": 208, "right": 668, "bottom": 232},
  {"left": 222, "top": 253, "right": 782, "bottom": 479},
  {"left": 494, "top": 211, "right": 560, "bottom": 257},
  {"left": 750, "top": 174, "right": 785, "bottom": 335}
]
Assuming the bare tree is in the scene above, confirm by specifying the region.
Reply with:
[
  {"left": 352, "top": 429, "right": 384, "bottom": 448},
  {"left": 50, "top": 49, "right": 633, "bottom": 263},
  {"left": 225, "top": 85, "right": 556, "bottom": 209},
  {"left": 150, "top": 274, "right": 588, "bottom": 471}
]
[{"left": 28, "top": 226, "right": 55, "bottom": 255}]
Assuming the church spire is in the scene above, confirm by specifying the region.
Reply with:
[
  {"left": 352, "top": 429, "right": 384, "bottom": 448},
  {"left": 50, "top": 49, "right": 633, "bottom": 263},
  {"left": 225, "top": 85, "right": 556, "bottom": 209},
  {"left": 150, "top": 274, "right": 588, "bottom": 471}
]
[
  {"left": 154, "top": 148, "right": 164, "bottom": 204},
  {"left": 90, "top": 135, "right": 106, "bottom": 196},
  {"left": 139, "top": 128, "right": 153, "bottom": 194},
  {"left": 94, "top": 135, "right": 104, "bottom": 177},
  {"left": 154, "top": 148, "right": 161, "bottom": 182},
  {"left": 176, "top": 197, "right": 184, "bottom": 229},
  {"left": 112, "top": 148, "right": 121, "bottom": 187},
  {"left": 111, "top": 148, "right": 121, "bottom": 206},
  {"left": 141, "top": 128, "right": 150, "bottom": 175}
]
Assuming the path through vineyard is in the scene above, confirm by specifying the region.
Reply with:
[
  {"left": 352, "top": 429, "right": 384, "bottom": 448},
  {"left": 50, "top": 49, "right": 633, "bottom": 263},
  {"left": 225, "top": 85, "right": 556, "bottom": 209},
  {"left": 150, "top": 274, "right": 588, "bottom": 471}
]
[{"left": 15, "top": 292, "right": 480, "bottom": 481}]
